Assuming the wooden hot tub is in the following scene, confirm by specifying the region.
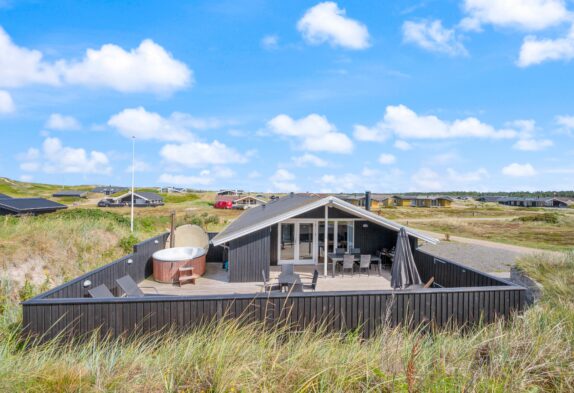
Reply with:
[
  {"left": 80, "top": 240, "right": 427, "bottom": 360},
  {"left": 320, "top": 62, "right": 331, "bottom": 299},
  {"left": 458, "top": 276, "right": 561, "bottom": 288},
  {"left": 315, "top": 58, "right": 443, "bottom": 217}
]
[{"left": 152, "top": 247, "right": 206, "bottom": 283}]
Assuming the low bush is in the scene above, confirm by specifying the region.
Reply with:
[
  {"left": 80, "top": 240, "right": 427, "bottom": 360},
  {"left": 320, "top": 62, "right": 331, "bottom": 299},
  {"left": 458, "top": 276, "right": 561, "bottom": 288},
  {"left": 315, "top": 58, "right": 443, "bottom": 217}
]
[{"left": 513, "top": 212, "right": 560, "bottom": 224}]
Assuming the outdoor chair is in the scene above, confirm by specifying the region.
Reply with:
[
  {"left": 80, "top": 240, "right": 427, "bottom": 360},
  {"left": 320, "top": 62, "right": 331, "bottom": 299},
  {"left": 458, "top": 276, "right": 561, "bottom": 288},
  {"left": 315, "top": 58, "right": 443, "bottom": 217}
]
[
  {"left": 358, "top": 254, "right": 371, "bottom": 276},
  {"left": 303, "top": 269, "right": 319, "bottom": 291},
  {"left": 116, "top": 275, "right": 159, "bottom": 297},
  {"left": 281, "top": 264, "right": 294, "bottom": 275},
  {"left": 341, "top": 254, "right": 355, "bottom": 276},
  {"left": 88, "top": 284, "right": 114, "bottom": 298},
  {"left": 336, "top": 247, "right": 346, "bottom": 254},
  {"left": 350, "top": 247, "right": 361, "bottom": 254},
  {"left": 261, "top": 270, "right": 281, "bottom": 293}
]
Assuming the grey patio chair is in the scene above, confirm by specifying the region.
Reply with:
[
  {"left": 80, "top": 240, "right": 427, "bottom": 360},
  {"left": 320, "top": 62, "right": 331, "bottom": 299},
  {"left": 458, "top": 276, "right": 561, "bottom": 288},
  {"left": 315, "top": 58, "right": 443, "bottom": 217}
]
[
  {"left": 341, "top": 254, "right": 355, "bottom": 276},
  {"left": 359, "top": 254, "right": 371, "bottom": 276},
  {"left": 261, "top": 270, "right": 281, "bottom": 293},
  {"left": 350, "top": 247, "right": 361, "bottom": 254},
  {"left": 116, "top": 275, "right": 158, "bottom": 297},
  {"left": 281, "top": 264, "right": 294, "bottom": 275},
  {"left": 336, "top": 247, "right": 346, "bottom": 254},
  {"left": 88, "top": 284, "right": 114, "bottom": 298},
  {"left": 303, "top": 269, "right": 319, "bottom": 291}
]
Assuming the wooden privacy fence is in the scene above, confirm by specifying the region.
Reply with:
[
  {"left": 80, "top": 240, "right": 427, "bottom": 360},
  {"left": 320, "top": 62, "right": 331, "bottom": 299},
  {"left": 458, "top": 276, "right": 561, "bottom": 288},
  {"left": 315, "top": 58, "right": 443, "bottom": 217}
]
[
  {"left": 23, "top": 286, "right": 525, "bottom": 342},
  {"left": 22, "top": 233, "right": 526, "bottom": 342}
]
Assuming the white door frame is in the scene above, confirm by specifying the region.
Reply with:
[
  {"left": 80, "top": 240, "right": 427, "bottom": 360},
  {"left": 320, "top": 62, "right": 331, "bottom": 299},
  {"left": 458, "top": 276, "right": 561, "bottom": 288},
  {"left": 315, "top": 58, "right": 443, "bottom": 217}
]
[{"left": 277, "top": 219, "right": 358, "bottom": 265}]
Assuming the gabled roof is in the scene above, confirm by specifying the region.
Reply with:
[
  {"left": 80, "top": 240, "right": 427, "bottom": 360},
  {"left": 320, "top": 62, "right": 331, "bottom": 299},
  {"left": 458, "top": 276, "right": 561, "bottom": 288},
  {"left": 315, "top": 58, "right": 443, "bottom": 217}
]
[
  {"left": 233, "top": 195, "right": 266, "bottom": 204},
  {"left": 115, "top": 191, "right": 163, "bottom": 201},
  {"left": 0, "top": 193, "right": 12, "bottom": 199},
  {"left": 52, "top": 190, "right": 88, "bottom": 197},
  {"left": 0, "top": 198, "right": 67, "bottom": 213},
  {"left": 395, "top": 195, "right": 454, "bottom": 201},
  {"left": 211, "top": 194, "right": 438, "bottom": 246}
]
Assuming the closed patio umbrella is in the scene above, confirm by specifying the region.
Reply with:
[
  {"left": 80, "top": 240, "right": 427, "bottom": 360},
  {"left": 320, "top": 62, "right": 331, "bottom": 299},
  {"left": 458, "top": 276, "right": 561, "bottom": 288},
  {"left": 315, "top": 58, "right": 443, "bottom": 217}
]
[{"left": 391, "top": 227, "right": 422, "bottom": 289}]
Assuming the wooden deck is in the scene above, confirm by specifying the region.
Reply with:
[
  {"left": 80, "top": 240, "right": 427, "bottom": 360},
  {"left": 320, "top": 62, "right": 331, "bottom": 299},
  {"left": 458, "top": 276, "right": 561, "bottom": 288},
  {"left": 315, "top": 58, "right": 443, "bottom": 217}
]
[{"left": 140, "top": 263, "right": 393, "bottom": 296}]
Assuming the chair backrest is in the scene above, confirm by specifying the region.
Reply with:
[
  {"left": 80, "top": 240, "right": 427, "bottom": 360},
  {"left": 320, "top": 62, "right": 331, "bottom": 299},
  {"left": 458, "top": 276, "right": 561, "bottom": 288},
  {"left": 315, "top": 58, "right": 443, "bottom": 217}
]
[
  {"left": 88, "top": 284, "right": 114, "bottom": 298},
  {"left": 343, "top": 254, "right": 354, "bottom": 268},
  {"left": 311, "top": 270, "right": 319, "bottom": 289},
  {"left": 282, "top": 264, "right": 294, "bottom": 275},
  {"left": 351, "top": 248, "right": 361, "bottom": 254},
  {"left": 116, "top": 275, "right": 144, "bottom": 297},
  {"left": 359, "top": 254, "right": 371, "bottom": 268},
  {"left": 336, "top": 247, "right": 346, "bottom": 254}
]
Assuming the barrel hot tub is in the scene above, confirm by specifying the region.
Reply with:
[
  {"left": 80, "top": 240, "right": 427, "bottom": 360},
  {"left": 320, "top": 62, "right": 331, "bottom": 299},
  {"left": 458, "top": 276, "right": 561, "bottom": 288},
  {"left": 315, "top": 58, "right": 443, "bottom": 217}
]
[{"left": 152, "top": 247, "right": 206, "bottom": 283}]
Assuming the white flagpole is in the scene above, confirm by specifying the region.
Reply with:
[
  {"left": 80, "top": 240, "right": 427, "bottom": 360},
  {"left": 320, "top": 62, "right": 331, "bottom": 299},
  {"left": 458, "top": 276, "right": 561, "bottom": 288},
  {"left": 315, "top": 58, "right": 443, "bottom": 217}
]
[{"left": 130, "top": 136, "right": 135, "bottom": 233}]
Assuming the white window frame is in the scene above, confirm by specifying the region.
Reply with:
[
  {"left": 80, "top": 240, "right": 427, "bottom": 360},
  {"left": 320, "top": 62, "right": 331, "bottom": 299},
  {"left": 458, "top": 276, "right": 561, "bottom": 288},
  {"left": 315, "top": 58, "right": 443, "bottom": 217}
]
[{"left": 277, "top": 218, "right": 358, "bottom": 265}]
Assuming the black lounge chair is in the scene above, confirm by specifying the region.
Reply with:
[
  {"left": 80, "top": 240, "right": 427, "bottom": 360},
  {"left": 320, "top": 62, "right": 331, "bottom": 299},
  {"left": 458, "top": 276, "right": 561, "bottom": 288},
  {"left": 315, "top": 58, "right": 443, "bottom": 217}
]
[
  {"left": 116, "top": 275, "right": 159, "bottom": 297},
  {"left": 88, "top": 284, "right": 114, "bottom": 298},
  {"left": 303, "top": 270, "right": 319, "bottom": 292}
]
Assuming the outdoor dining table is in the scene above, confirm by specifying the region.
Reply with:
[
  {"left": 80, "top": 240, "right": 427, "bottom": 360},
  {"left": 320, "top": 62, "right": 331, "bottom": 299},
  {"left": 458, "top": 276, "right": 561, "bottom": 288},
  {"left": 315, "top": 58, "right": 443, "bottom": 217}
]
[
  {"left": 278, "top": 273, "right": 303, "bottom": 292},
  {"left": 327, "top": 253, "right": 383, "bottom": 277}
]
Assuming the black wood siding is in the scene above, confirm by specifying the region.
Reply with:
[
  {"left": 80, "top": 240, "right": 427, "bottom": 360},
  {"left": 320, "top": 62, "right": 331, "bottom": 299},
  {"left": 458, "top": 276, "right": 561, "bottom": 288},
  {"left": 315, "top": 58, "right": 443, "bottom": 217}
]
[
  {"left": 354, "top": 221, "right": 398, "bottom": 254},
  {"left": 228, "top": 228, "right": 271, "bottom": 282},
  {"left": 207, "top": 232, "right": 226, "bottom": 263},
  {"left": 270, "top": 224, "right": 278, "bottom": 266}
]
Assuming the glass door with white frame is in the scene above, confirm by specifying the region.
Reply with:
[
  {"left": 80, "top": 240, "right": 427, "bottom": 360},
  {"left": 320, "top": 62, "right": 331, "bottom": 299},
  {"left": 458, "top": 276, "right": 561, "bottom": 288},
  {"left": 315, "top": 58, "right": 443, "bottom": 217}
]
[{"left": 279, "top": 221, "right": 317, "bottom": 264}]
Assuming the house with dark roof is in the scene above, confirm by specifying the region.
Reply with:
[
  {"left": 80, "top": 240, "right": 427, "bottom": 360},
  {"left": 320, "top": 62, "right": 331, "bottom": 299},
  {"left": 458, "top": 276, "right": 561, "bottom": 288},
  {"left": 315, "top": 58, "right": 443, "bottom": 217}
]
[
  {"left": 391, "top": 195, "right": 454, "bottom": 208},
  {"left": 0, "top": 198, "right": 67, "bottom": 216},
  {"left": 92, "top": 186, "right": 128, "bottom": 195},
  {"left": 0, "top": 193, "right": 12, "bottom": 199},
  {"left": 498, "top": 197, "right": 569, "bottom": 208},
  {"left": 210, "top": 193, "right": 437, "bottom": 282},
  {"left": 477, "top": 196, "right": 505, "bottom": 203},
  {"left": 100, "top": 191, "right": 164, "bottom": 207},
  {"left": 52, "top": 190, "right": 88, "bottom": 198}
]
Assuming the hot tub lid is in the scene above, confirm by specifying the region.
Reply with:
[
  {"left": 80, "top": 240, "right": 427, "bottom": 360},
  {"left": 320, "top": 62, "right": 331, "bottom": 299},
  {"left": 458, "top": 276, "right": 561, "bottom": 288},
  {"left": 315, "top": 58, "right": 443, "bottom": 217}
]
[{"left": 167, "top": 224, "right": 209, "bottom": 251}]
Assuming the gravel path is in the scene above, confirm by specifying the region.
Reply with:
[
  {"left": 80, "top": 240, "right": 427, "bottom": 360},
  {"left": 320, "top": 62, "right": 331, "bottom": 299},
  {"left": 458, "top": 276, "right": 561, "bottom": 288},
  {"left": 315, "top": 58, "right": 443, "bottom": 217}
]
[{"left": 420, "top": 241, "right": 524, "bottom": 274}]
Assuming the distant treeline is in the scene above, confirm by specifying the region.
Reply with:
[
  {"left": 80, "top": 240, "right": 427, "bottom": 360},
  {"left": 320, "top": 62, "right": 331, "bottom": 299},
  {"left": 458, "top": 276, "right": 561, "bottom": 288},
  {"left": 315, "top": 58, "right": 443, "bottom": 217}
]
[{"left": 401, "top": 191, "right": 574, "bottom": 198}]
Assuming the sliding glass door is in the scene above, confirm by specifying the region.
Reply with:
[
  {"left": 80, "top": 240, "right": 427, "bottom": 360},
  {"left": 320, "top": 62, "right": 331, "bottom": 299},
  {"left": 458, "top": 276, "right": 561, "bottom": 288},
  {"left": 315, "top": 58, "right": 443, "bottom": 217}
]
[{"left": 278, "top": 221, "right": 317, "bottom": 264}]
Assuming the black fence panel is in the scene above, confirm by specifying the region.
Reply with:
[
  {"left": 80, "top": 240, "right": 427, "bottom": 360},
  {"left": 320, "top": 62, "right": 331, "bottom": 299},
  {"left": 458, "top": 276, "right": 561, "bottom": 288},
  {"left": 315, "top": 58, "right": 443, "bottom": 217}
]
[{"left": 22, "top": 286, "right": 525, "bottom": 343}]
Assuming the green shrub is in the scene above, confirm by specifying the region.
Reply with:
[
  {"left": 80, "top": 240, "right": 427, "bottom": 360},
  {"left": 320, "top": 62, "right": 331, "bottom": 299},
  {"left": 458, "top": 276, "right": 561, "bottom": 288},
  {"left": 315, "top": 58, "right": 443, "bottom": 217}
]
[
  {"left": 18, "top": 280, "right": 35, "bottom": 301},
  {"left": 513, "top": 212, "right": 560, "bottom": 224},
  {"left": 118, "top": 234, "right": 139, "bottom": 253}
]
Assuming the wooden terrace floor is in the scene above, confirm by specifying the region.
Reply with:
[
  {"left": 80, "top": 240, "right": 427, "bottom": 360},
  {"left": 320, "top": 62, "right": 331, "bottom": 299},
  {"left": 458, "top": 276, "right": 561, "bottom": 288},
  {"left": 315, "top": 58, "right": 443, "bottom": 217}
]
[{"left": 140, "top": 263, "right": 393, "bottom": 296}]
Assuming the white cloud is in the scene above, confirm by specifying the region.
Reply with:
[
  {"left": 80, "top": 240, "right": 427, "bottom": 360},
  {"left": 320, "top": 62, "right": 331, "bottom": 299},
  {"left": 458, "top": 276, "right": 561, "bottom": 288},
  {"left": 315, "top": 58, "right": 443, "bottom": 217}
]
[
  {"left": 502, "top": 162, "right": 537, "bottom": 176},
  {"left": 0, "top": 27, "right": 60, "bottom": 87},
  {"left": 430, "top": 152, "right": 460, "bottom": 165},
  {"left": 0, "top": 27, "right": 191, "bottom": 94},
  {"left": 248, "top": 170, "right": 261, "bottom": 179},
  {"left": 45, "top": 113, "right": 81, "bottom": 130},
  {"left": 297, "top": 2, "right": 370, "bottom": 50},
  {"left": 394, "top": 140, "right": 412, "bottom": 150},
  {"left": 318, "top": 173, "right": 362, "bottom": 192},
  {"left": 411, "top": 167, "right": 442, "bottom": 191},
  {"left": 556, "top": 114, "right": 574, "bottom": 133},
  {"left": 0, "top": 90, "right": 14, "bottom": 113},
  {"left": 513, "top": 138, "right": 553, "bottom": 150},
  {"left": 160, "top": 140, "right": 247, "bottom": 167},
  {"left": 158, "top": 173, "right": 212, "bottom": 186},
  {"left": 447, "top": 167, "right": 489, "bottom": 182},
  {"left": 261, "top": 35, "right": 279, "bottom": 50},
  {"left": 353, "top": 124, "right": 389, "bottom": 142},
  {"left": 378, "top": 153, "right": 396, "bottom": 165},
  {"left": 19, "top": 174, "right": 33, "bottom": 182},
  {"left": 108, "top": 107, "right": 226, "bottom": 142},
  {"left": 518, "top": 27, "right": 574, "bottom": 66},
  {"left": 292, "top": 153, "right": 328, "bottom": 167},
  {"left": 126, "top": 159, "right": 151, "bottom": 173},
  {"left": 461, "top": 0, "right": 571, "bottom": 31},
  {"left": 267, "top": 113, "right": 353, "bottom": 154},
  {"left": 270, "top": 169, "right": 299, "bottom": 192},
  {"left": 402, "top": 19, "right": 467, "bottom": 56},
  {"left": 58, "top": 39, "right": 192, "bottom": 94},
  {"left": 355, "top": 105, "right": 517, "bottom": 141},
  {"left": 19, "top": 137, "right": 111, "bottom": 174}
]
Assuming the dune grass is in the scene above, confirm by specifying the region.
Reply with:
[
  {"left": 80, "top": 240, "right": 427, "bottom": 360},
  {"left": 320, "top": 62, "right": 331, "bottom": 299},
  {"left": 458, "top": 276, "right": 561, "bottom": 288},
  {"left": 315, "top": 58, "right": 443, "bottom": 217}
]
[{"left": 0, "top": 253, "right": 572, "bottom": 392}]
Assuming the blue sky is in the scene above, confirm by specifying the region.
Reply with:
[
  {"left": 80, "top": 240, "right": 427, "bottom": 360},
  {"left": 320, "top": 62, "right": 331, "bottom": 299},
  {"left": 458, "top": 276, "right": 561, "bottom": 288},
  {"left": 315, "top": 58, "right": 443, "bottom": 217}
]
[{"left": 1, "top": 0, "right": 574, "bottom": 192}]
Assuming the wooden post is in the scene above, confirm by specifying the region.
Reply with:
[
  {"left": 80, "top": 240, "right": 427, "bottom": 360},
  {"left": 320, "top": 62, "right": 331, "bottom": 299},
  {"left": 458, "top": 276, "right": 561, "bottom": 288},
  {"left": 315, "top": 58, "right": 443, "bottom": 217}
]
[{"left": 170, "top": 210, "right": 176, "bottom": 248}]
